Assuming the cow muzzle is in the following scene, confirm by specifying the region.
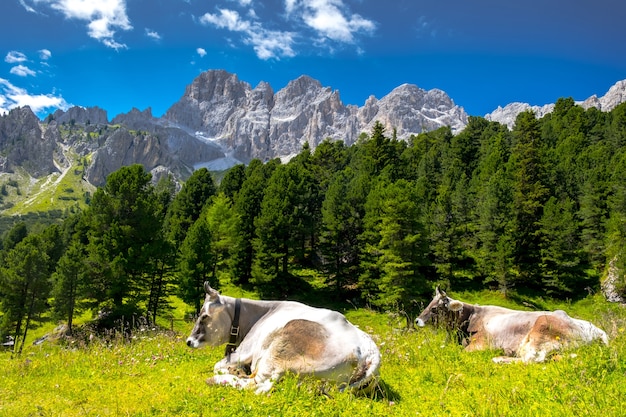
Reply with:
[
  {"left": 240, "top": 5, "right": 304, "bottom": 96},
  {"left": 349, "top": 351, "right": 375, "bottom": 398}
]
[
  {"left": 415, "top": 318, "right": 426, "bottom": 327},
  {"left": 186, "top": 337, "right": 200, "bottom": 348}
]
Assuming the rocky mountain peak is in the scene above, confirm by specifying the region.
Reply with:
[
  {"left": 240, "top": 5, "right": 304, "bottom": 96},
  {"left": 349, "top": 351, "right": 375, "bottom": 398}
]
[
  {"left": 111, "top": 107, "right": 156, "bottom": 132},
  {"left": 598, "top": 79, "right": 626, "bottom": 110},
  {"left": 360, "top": 83, "right": 467, "bottom": 136},
  {"left": 485, "top": 79, "right": 626, "bottom": 129},
  {"left": 184, "top": 69, "right": 249, "bottom": 103},
  {"left": 51, "top": 106, "right": 108, "bottom": 126},
  {"left": 0, "top": 106, "right": 56, "bottom": 176},
  {"left": 4, "top": 69, "right": 625, "bottom": 195}
]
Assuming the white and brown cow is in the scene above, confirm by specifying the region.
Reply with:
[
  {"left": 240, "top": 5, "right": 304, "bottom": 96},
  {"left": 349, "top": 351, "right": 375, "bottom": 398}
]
[
  {"left": 415, "top": 287, "right": 609, "bottom": 363},
  {"left": 186, "top": 283, "right": 381, "bottom": 394}
]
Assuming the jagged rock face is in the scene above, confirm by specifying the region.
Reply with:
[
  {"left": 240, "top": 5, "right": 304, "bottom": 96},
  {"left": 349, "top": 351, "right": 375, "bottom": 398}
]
[
  {"left": 3, "top": 70, "right": 625, "bottom": 190},
  {"left": 164, "top": 70, "right": 250, "bottom": 135},
  {"left": 596, "top": 80, "right": 626, "bottom": 111},
  {"left": 0, "top": 106, "right": 57, "bottom": 176},
  {"left": 85, "top": 124, "right": 224, "bottom": 187},
  {"left": 359, "top": 84, "right": 467, "bottom": 137},
  {"left": 485, "top": 80, "right": 626, "bottom": 129},
  {"left": 485, "top": 103, "right": 554, "bottom": 130},
  {"left": 164, "top": 70, "right": 467, "bottom": 163},
  {"left": 52, "top": 106, "right": 108, "bottom": 126},
  {"left": 111, "top": 107, "right": 157, "bottom": 132},
  {"left": 268, "top": 75, "right": 357, "bottom": 159},
  {"left": 85, "top": 128, "right": 164, "bottom": 186}
]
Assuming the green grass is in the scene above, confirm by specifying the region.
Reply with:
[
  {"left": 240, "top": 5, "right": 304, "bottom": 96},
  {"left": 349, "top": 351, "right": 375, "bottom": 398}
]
[
  {"left": 1, "top": 159, "right": 94, "bottom": 216},
  {"left": 2, "top": 293, "right": 625, "bottom": 416}
]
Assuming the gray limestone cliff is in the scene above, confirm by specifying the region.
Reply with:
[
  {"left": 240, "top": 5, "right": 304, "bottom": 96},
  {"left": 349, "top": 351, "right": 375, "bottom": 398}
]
[
  {"left": 485, "top": 80, "right": 626, "bottom": 129},
  {"left": 0, "top": 106, "right": 57, "bottom": 177}
]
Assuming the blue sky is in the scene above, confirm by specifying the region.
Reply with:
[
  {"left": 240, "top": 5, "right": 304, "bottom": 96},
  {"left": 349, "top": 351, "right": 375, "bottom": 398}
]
[{"left": 1, "top": 0, "right": 625, "bottom": 120}]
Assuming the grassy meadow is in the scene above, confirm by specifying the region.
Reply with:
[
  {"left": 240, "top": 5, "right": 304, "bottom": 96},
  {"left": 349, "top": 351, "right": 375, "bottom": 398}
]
[{"left": 1, "top": 291, "right": 626, "bottom": 416}]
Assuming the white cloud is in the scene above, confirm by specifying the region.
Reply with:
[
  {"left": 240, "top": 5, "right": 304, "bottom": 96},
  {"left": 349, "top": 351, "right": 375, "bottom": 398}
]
[
  {"left": 200, "top": 0, "right": 375, "bottom": 59},
  {"left": 10, "top": 65, "right": 37, "bottom": 77},
  {"left": 0, "top": 78, "right": 70, "bottom": 116},
  {"left": 19, "top": 0, "right": 36, "bottom": 13},
  {"left": 197, "top": 48, "right": 207, "bottom": 57},
  {"left": 5, "top": 51, "right": 28, "bottom": 64},
  {"left": 200, "top": 9, "right": 251, "bottom": 32},
  {"left": 22, "top": 0, "right": 132, "bottom": 49},
  {"left": 248, "top": 30, "right": 296, "bottom": 60},
  {"left": 289, "top": 0, "right": 375, "bottom": 43},
  {"left": 200, "top": 9, "right": 295, "bottom": 60},
  {"left": 39, "top": 49, "right": 52, "bottom": 60},
  {"left": 145, "top": 28, "right": 161, "bottom": 41}
]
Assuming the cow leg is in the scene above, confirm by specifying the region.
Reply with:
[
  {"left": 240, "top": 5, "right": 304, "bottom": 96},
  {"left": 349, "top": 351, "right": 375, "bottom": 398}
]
[
  {"left": 492, "top": 355, "right": 523, "bottom": 364},
  {"left": 464, "top": 331, "right": 488, "bottom": 352},
  {"left": 517, "top": 314, "right": 571, "bottom": 362},
  {"left": 209, "top": 373, "right": 256, "bottom": 389},
  {"left": 249, "top": 356, "right": 283, "bottom": 394},
  {"left": 214, "top": 351, "right": 253, "bottom": 376}
]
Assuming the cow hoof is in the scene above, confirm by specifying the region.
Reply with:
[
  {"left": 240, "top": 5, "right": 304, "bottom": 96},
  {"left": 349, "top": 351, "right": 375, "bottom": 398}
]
[{"left": 492, "top": 356, "right": 519, "bottom": 364}]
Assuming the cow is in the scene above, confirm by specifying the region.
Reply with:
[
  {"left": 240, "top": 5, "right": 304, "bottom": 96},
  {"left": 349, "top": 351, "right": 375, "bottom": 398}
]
[
  {"left": 186, "top": 282, "right": 381, "bottom": 394},
  {"left": 415, "top": 287, "right": 609, "bottom": 363}
]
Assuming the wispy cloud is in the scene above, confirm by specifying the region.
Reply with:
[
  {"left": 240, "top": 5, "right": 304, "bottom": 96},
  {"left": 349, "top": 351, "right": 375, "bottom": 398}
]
[
  {"left": 145, "top": 28, "right": 161, "bottom": 41},
  {"left": 288, "top": 0, "right": 376, "bottom": 43},
  {"left": 200, "top": 9, "right": 295, "bottom": 60},
  {"left": 197, "top": 48, "right": 207, "bottom": 57},
  {"left": 10, "top": 65, "right": 37, "bottom": 77},
  {"left": 199, "top": 0, "right": 375, "bottom": 59},
  {"left": 5, "top": 51, "right": 28, "bottom": 64},
  {"left": 0, "top": 78, "right": 70, "bottom": 115},
  {"left": 21, "top": 0, "right": 132, "bottom": 49},
  {"left": 39, "top": 49, "right": 52, "bottom": 60}
]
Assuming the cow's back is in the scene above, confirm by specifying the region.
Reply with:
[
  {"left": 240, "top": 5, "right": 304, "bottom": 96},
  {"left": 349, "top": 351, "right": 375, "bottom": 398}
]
[
  {"left": 468, "top": 308, "right": 547, "bottom": 355},
  {"left": 236, "top": 301, "right": 381, "bottom": 392}
]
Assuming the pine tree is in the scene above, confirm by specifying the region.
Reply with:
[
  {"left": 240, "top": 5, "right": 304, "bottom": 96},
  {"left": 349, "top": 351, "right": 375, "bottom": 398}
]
[
  {"left": 164, "top": 168, "right": 216, "bottom": 247},
  {"left": 509, "top": 111, "right": 549, "bottom": 290},
  {"left": 51, "top": 240, "right": 87, "bottom": 334},
  {"left": 178, "top": 215, "right": 213, "bottom": 312},
  {"left": 82, "top": 164, "right": 164, "bottom": 324},
  {"left": 359, "top": 179, "right": 429, "bottom": 317},
  {"left": 230, "top": 159, "right": 278, "bottom": 285},
  {"left": 0, "top": 234, "right": 50, "bottom": 353},
  {"left": 319, "top": 168, "right": 369, "bottom": 296}
]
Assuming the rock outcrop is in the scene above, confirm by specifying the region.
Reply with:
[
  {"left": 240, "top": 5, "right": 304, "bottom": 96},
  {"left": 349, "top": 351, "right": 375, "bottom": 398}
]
[
  {"left": 163, "top": 70, "right": 468, "bottom": 165},
  {"left": 0, "top": 106, "right": 57, "bottom": 176},
  {"left": 2, "top": 70, "right": 625, "bottom": 190},
  {"left": 485, "top": 80, "right": 626, "bottom": 129},
  {"left": 52, "top": 106, "right": 108, "bottom": 126}
]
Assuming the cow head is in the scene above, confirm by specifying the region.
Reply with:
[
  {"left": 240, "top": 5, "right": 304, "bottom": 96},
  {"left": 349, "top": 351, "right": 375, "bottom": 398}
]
[
  {"left": 415, "top": 286, "right": 464, "bottom": 328},
  {"left": 186, "top": 282, "right": 232, "bottom": 349}
]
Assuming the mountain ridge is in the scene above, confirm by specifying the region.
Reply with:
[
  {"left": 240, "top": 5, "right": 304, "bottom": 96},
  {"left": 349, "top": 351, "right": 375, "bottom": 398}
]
[{"left": 1, "top": 70, "right": 625, "bottom": 216}]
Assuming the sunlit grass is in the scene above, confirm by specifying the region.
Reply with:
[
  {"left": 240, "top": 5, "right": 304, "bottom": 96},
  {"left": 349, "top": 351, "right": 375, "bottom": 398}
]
[
  {"left": 2, "top": 159, "right": 94, "bottom": 215},
  {"left": 2, "top": 294, "right": 625, "bottom": 416}
]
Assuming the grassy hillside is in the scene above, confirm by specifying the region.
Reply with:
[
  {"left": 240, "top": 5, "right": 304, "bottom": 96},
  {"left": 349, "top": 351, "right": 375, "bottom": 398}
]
[
  {"left": 1, "top": 291, "right": 625, "bottom": 416},
  {"left": 0, "top": 160, "right": 93, "bottom": 215}
]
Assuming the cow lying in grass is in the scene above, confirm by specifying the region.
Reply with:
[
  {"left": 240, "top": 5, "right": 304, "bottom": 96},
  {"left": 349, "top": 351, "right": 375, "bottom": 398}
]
[
  {"left": 186, "top": 283, "right": 381, "bottom": 394},
  {"left": 415, "top": 287, "right": 609, "bottom": 363}
]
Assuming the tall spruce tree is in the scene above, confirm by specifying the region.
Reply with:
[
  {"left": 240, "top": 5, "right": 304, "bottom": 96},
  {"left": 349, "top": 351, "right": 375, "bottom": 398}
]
[
  {"left": 509, "top": 111, "right": 549, "bottom": 290},
  {"left": 0, "top": 234, "right": 51, "bottom": 353},
  {"left": 82, "top": 164, "right": 163, "bottom": 324},
  {"left": 359, "top": 179, "right": 429, "bottom": 317},
  {"left": 319, "top": 168, "right": 369, "bottom": 296}
]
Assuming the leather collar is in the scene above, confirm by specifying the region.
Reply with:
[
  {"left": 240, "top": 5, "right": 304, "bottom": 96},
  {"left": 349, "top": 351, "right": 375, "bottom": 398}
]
[{"left": 224, "top": 298, "right": 241, "bottom": 358}]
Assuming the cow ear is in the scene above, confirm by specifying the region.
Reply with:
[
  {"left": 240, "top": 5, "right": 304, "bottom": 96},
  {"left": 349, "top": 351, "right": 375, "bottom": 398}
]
[
  {"left": 208, "top": 297, "right": 225, "bottom": 315},
  {"left": 448, "top": 300, "right": 463, "bottom": 312}
]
